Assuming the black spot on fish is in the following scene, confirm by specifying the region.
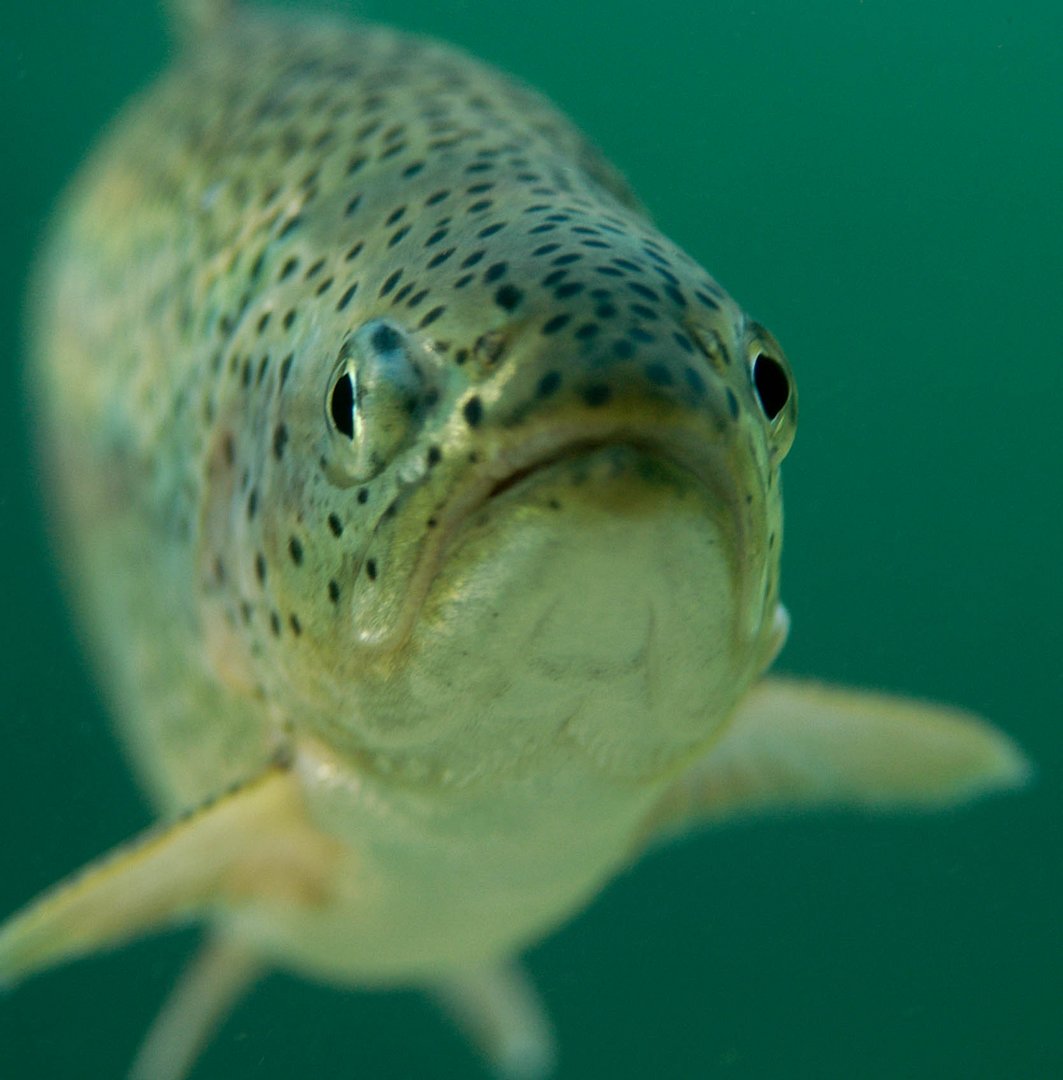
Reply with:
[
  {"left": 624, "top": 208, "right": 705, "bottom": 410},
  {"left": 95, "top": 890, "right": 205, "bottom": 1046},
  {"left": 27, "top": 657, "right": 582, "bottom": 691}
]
[
  {"left": 336, "top": 282, "right": 358, "bottom": 311},
  {"left": 494, "top": 284, "right": 522, "bottom": 310},
  {"left": 272, "top": 423, "right": 289, "bottom": 460},
  {"left": 419, "top": 305, "right": 446, "bottom": 328},
  {"left": 645, "top": 362, "right": 674, "bottom": 387},
  {"left": 427, "top": 248, "right": 456, "bottom": 268},
  {"left": 537, "top": 371, "right": 561, "bottom": 398},
  {"left": 463, "top": 396, "right": 484, "bottom": 427},
  {"left": 379, "top": 270, "right": 403, "bottom": 297},
  {"left": 684, "top": 365, "right": 707, "bottom": 397},
  {"left": 278, "top": 214, "right": 303, "bottom": 239}
]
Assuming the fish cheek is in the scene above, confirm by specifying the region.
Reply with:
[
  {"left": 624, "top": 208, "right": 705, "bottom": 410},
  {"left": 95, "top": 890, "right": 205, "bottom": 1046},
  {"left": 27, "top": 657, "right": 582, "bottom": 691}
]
[{"left": 195, "top": 418, "right": 259, "bottom": 695}]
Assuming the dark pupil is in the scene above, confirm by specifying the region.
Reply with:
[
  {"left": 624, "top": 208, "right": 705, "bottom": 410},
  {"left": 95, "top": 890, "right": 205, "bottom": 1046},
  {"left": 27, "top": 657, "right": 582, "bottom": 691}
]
[
  {"left": 330, "top": 371, "right": 355, "bottom": 439},
  {"left": 752, "top": 354, "right": 790, "bottom": 421}
]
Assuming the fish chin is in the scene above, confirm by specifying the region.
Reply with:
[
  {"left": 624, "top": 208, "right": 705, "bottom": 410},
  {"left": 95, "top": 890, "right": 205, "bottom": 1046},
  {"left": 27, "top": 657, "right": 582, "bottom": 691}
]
[{"left": 389, "top": 445, "right": 752, "bottom": 782}]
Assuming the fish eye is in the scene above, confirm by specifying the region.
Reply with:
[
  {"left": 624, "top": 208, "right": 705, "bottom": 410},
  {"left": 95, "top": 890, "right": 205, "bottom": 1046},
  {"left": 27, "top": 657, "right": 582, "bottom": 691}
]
[
  {"left": 752, "top": 353, "right": 791, "bottom": 422},
  {"left": 323, "top": 318, "right": 430, "bottom": 485},
  {"left": 329, "top": 369, "right": 356, "bottom": 440}
]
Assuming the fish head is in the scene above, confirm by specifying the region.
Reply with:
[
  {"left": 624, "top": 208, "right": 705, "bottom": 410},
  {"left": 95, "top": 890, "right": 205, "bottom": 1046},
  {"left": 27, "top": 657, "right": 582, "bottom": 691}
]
[{"left": 205, "top": 183, "right": 796, "bottom": 788}]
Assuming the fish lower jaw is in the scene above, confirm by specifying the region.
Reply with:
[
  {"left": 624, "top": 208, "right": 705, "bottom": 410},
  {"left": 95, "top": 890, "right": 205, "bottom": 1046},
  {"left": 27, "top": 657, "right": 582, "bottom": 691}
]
[{"left": 355, "top": 450, "right": 745, "bottom": 783}]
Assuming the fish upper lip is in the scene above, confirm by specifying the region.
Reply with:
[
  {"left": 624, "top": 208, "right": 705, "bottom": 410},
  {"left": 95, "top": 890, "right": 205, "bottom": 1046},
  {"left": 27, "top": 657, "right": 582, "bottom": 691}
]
[
  {"left": 451, "top": 419, "right": 735, "bottom": 535},
  {"left": 481, "top": 436, "right": 688, "bottom": 503},
  {"left": 355, "top": 415, "right": 741, "bottom": 654}
]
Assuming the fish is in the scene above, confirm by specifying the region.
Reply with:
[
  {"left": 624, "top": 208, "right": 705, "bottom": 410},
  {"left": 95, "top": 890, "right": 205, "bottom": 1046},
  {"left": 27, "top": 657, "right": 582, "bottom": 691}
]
[{"left": 0, "top": 1, "right": 1029, "bottom": 1077}]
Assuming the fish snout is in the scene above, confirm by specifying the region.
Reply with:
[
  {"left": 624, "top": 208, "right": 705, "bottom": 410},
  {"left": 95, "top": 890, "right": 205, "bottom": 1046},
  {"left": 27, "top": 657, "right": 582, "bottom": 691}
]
[{"left": 447, "top": 316, "right": 752, "bottom": 500}]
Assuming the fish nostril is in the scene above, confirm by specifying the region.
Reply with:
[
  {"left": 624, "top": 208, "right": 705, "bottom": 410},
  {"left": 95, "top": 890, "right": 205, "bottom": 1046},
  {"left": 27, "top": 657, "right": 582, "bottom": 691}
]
[{"left": 369, "top": 323, "right": 404, "bottom": 353}]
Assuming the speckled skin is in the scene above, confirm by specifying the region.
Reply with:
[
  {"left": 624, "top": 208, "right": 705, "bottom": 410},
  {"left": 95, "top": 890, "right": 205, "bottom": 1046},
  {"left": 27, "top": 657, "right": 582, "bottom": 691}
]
[{"left": 29, "top": 3, "right": 794, "bottom": 983}]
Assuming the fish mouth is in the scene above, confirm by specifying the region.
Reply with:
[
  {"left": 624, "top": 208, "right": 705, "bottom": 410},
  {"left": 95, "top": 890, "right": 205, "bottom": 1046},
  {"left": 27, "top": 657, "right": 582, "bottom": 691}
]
[
  {"left": 355, "top": 415, "right": 744, "bottom": 653},
  {"left": 460, "top": 418, "right": 740, "bottom": 534},
  {"left": 471, "top": 433, "right": 706, "bottom": 504}
]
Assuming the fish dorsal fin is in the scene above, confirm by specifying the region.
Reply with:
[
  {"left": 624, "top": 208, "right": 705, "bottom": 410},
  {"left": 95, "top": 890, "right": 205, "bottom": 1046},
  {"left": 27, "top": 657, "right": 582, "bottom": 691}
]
[{"left": 165, "top": 0, "right": 238, "bottom": 40}]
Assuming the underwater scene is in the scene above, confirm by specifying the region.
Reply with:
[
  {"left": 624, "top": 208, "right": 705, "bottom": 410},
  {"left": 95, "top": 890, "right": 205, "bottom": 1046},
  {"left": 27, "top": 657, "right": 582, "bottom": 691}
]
[{"left": 1, "top": 1, "right": 1059, "bottom": 1077}]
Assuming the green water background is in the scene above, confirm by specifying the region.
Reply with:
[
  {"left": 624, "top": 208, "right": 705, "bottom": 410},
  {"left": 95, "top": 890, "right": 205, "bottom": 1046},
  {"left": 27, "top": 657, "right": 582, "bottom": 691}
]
[{"left": 1, "top": 1, "right": 1059, "bottom": 1076}]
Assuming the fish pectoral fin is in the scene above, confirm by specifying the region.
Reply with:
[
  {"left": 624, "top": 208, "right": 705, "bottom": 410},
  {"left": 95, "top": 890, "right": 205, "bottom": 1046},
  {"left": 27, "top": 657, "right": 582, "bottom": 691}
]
[
  {"left": 644, "top": 676, "right": 1031, "bottom": 838},
  {"left": 432, "top": 962, "right": 557, "bottom": 1080},
  {"left": 0, "top": 758, "right": 341, "bottom": 988}
]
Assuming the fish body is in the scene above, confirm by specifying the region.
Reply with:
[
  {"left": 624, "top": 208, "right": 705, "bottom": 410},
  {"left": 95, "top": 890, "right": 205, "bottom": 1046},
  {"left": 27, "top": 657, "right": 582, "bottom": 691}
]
[
  {"left": 31, "top": 0, "right": 785, "bottom": 974},
  {"left": 1, "top": 3, "right": 1027, "bottom": 1076}
]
